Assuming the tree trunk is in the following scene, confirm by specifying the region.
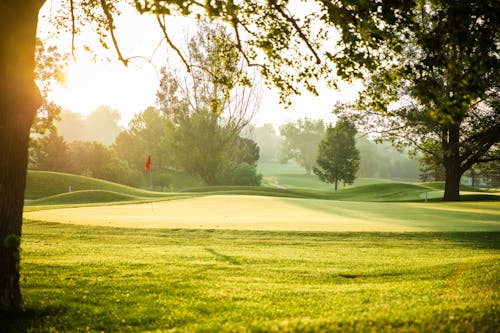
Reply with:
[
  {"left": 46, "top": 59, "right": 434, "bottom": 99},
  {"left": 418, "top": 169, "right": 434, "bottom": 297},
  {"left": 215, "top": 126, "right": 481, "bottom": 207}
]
[
  {"left": 442, "top": 124, "right": 461, "bottom": 201},
  {"left": 334, "top": 177, "right": 338, "bottom": 190},
  {"left": 0, "top": 0, "right": 44, "bottom": 311}
]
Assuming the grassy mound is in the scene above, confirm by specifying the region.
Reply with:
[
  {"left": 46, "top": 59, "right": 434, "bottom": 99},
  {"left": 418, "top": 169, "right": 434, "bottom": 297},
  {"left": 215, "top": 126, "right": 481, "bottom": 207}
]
[
  {"left": 26, "top": 170, "right": 170, "bottom": 199},
  {"left": 26, "top": 170, "right": 496, "bottom": 207},
  {"left": 27, "top": 190, "right": 141, "bottom": 205},
  {"left": 183, "top": 182, "right": 433, "bottom": 201},
  {"left": 184, "top": 182, "right": 494, "bottom": 202}
]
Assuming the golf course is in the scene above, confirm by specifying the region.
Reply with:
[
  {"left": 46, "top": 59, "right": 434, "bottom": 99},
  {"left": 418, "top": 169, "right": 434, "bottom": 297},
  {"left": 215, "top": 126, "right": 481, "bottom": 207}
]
[{"left": 4, "top": 168, "right": 498, "bottom": 332}]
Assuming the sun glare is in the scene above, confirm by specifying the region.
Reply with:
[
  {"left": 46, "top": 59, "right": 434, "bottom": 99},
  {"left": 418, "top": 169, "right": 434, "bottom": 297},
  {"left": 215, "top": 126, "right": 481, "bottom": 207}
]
[{"left": 49, "top": 58, "right": 158, "bottom": 123}]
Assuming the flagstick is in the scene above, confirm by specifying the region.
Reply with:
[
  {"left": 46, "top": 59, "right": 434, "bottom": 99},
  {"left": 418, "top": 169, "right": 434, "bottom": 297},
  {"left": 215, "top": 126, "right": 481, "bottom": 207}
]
[{"left": 149, "top": 168, "right": 154, "bottom": 211}]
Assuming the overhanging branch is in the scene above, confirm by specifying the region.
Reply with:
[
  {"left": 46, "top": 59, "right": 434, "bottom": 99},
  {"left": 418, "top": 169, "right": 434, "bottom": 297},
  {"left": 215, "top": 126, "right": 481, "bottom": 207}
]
[
  {"left": 270, "top": 1, "right": 321, "bottom": 64},
  {"left": 156, "top": 14, "right": 191, "bottom": 72},
  {"left": 100, "top": 0, "right": 128, "bottom": 66}
]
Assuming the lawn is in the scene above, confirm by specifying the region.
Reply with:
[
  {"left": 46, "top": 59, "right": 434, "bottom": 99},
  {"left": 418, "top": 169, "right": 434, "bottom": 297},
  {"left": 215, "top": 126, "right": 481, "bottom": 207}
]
[
  {"left": 257, "top": 161, "right": 394, "bottom": 190},
  {"left": 3, "top": 222, "right": 499, "bottom": 332},
  {"left": 14, "top": 171, "right": 500, "bottom": 332}
]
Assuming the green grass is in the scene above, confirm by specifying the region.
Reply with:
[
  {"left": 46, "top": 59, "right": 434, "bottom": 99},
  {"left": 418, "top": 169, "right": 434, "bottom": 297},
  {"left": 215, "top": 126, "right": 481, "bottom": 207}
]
[
  {"left": 28, "top": 170, "right": 496, "bottom": 208},
  {"left": 4, "top": 221, "right": 499, "bottom": 332},
  {"left": 182, "top": 182, "right": 496, "bottom": 202},
  {"left": 26, "top": 170, "right": 171, "bottom": 199},
  {"left": 258, "top": 162, "right": 396, "bottom": 190},
  {"left": 15, "top": 170, "right": 500, "bottom": 331}
]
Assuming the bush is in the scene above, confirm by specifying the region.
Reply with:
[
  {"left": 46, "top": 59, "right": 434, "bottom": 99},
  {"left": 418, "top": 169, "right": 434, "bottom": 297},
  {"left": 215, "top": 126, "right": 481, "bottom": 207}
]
[{"left": 225, "top": 163, "right": 262, "bottom": 186}]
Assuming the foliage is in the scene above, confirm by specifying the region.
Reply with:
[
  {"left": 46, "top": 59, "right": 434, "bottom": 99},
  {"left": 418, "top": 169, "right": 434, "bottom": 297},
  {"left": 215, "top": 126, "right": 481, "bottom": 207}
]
[
  {"left": 417, "top": 141, "right": 446, "bottom": 182},
  {"left": 231, "top": 136, "right": 260, "bottom": 167},
  {"left": 156, "top": 22, "right": 260, "bottom": 185},
  {"left": 279, "top": 118, "right": 325, "bottom": 175},
  {"left": 30, "top": 39, "right": 66, "bottom": 161},
  {"left": 332, "top": 1, "right": 500, "bottom": 200},
  {"left": 222, "top": 162, "right": 262, "bottom": 186},
  {"left": 114, "top": 106, "right": 171, "bottom": 170},
  {"left": 30, "top": 129, "right": 72, "bottom": 172},
  {"left": 313, "top": 118, "right": 360, "bottom": 190}
]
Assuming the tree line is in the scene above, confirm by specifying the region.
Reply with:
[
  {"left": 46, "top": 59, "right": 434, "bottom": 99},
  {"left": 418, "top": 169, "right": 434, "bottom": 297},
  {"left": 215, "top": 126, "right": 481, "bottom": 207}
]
[{"left": 30, "top": 22, "right": 263, "bottom": 189}]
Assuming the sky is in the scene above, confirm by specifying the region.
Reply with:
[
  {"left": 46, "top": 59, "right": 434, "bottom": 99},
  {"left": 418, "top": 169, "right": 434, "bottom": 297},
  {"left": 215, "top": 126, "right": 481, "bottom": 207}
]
[{"left": 38, "top": 2, "right": 361, "bottom": 129}]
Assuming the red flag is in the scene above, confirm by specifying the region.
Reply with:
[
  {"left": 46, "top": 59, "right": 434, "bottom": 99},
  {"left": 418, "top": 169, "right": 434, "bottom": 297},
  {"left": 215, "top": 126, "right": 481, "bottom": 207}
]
[{"left": 145, "top": 155, "right": 151, "bottom": 172}]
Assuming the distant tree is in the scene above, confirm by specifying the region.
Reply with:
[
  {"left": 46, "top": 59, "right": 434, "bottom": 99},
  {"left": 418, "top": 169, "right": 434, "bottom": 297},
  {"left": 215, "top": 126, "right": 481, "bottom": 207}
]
[
  {"left": 356, "top": 137, "right": 379, "bottom": 179},
  {"left": 84, "top": 106, "right": 123, "bottom": 145},
  {"left": 164, "top": 110, "right": 227, "bottom": 185},
  {"left": 279, "top": 118, "right": 325, "bottom": 175},
  {"left": 314, "top": 118, "right": 360, "bottom": 190},
  {"left": 114, "top": 107, "right": 171, "bottom": 171},
  {"left": 478, "top": 160, "right": 500, "bottom": 188},
  {"left": 57, "top": 107, "right": 123, "bottom": 144},
  {"left": 56, "top": 111, "right": 87, "bottom": 141},
  {"left": 68, "top": 141, "right": 141, "bottom": 186},
  {"left": 32, "top": 129, "right": 72, "bottom": 172},
  {"left": 253, "top": 123, "right": 279, "bottom": 162}
]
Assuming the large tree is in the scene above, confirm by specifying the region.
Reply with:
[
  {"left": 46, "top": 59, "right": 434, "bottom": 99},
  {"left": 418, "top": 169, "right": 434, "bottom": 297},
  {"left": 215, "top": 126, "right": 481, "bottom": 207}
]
[
  {"left": 329, "top": 1, "right": 500, "bottom": 201},
  {"left": 0, "top": 0, "right": 45, "bottom": 310},
  {"left": 313, "top": 118, "right": 360, "bottom": 190},
  {"left": 279, "top": 118, "right": 325, "bottom": 175}
]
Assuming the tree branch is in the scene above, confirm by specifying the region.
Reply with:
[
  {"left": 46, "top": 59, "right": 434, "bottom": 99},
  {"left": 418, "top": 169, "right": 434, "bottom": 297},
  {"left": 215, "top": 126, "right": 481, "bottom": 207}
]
[
  {"left": 70, "top": 0, "right": 76, "bottom": 60},
  {"left": 230, "top": 16, "right": 264, "bottom": 69},
  {"left": 99, "top": 0, "right": 128, "bottom": 66},
  {"left": 270, "top": 1, "right": 321, "bottom": 64},
  {"left": 156, "top": 14, "right": 191, "bottom": 72}
]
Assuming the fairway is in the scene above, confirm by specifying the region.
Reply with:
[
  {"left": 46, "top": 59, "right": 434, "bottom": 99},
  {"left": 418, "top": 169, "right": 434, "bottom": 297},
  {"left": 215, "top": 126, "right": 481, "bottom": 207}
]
[{"left": 24, "top": 195, "right": 500, "bottom": 232}]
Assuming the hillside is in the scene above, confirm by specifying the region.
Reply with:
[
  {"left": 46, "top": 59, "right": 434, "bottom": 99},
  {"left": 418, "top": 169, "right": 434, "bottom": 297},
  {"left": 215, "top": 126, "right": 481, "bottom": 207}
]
[{"left": 26, "top": 170, "right": 171, "bottom": 199}]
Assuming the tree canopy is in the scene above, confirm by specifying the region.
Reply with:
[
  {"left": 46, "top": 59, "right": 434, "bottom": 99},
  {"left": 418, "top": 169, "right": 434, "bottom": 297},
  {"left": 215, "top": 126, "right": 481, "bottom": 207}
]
[{"left": 334, "top": 1, "right": 500, "bottom": 200}]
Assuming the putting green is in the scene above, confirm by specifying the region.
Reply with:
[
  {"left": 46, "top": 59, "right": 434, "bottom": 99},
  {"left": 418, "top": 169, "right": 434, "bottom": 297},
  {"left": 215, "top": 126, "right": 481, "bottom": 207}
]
[{"left": 24, "top": 195, "right": 500, "bottom": 232}]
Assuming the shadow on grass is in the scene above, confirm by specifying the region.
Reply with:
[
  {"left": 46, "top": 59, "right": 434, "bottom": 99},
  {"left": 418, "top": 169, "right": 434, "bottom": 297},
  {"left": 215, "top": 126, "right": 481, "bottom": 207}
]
[
  {"left": 0, "top": 305, "right": 67, "bottom": 333},
  {"left": 205, "top": 248, "right": 241, "bottom": 265}
]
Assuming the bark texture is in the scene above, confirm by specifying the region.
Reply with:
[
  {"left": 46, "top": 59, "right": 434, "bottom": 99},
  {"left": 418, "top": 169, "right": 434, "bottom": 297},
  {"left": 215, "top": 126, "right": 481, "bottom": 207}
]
[
  {"left": 442, "top": 124, "right": 461, "bottom": 201},
  {"left": 0, "top": 0, "right": 44, "bottom": 311}
]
